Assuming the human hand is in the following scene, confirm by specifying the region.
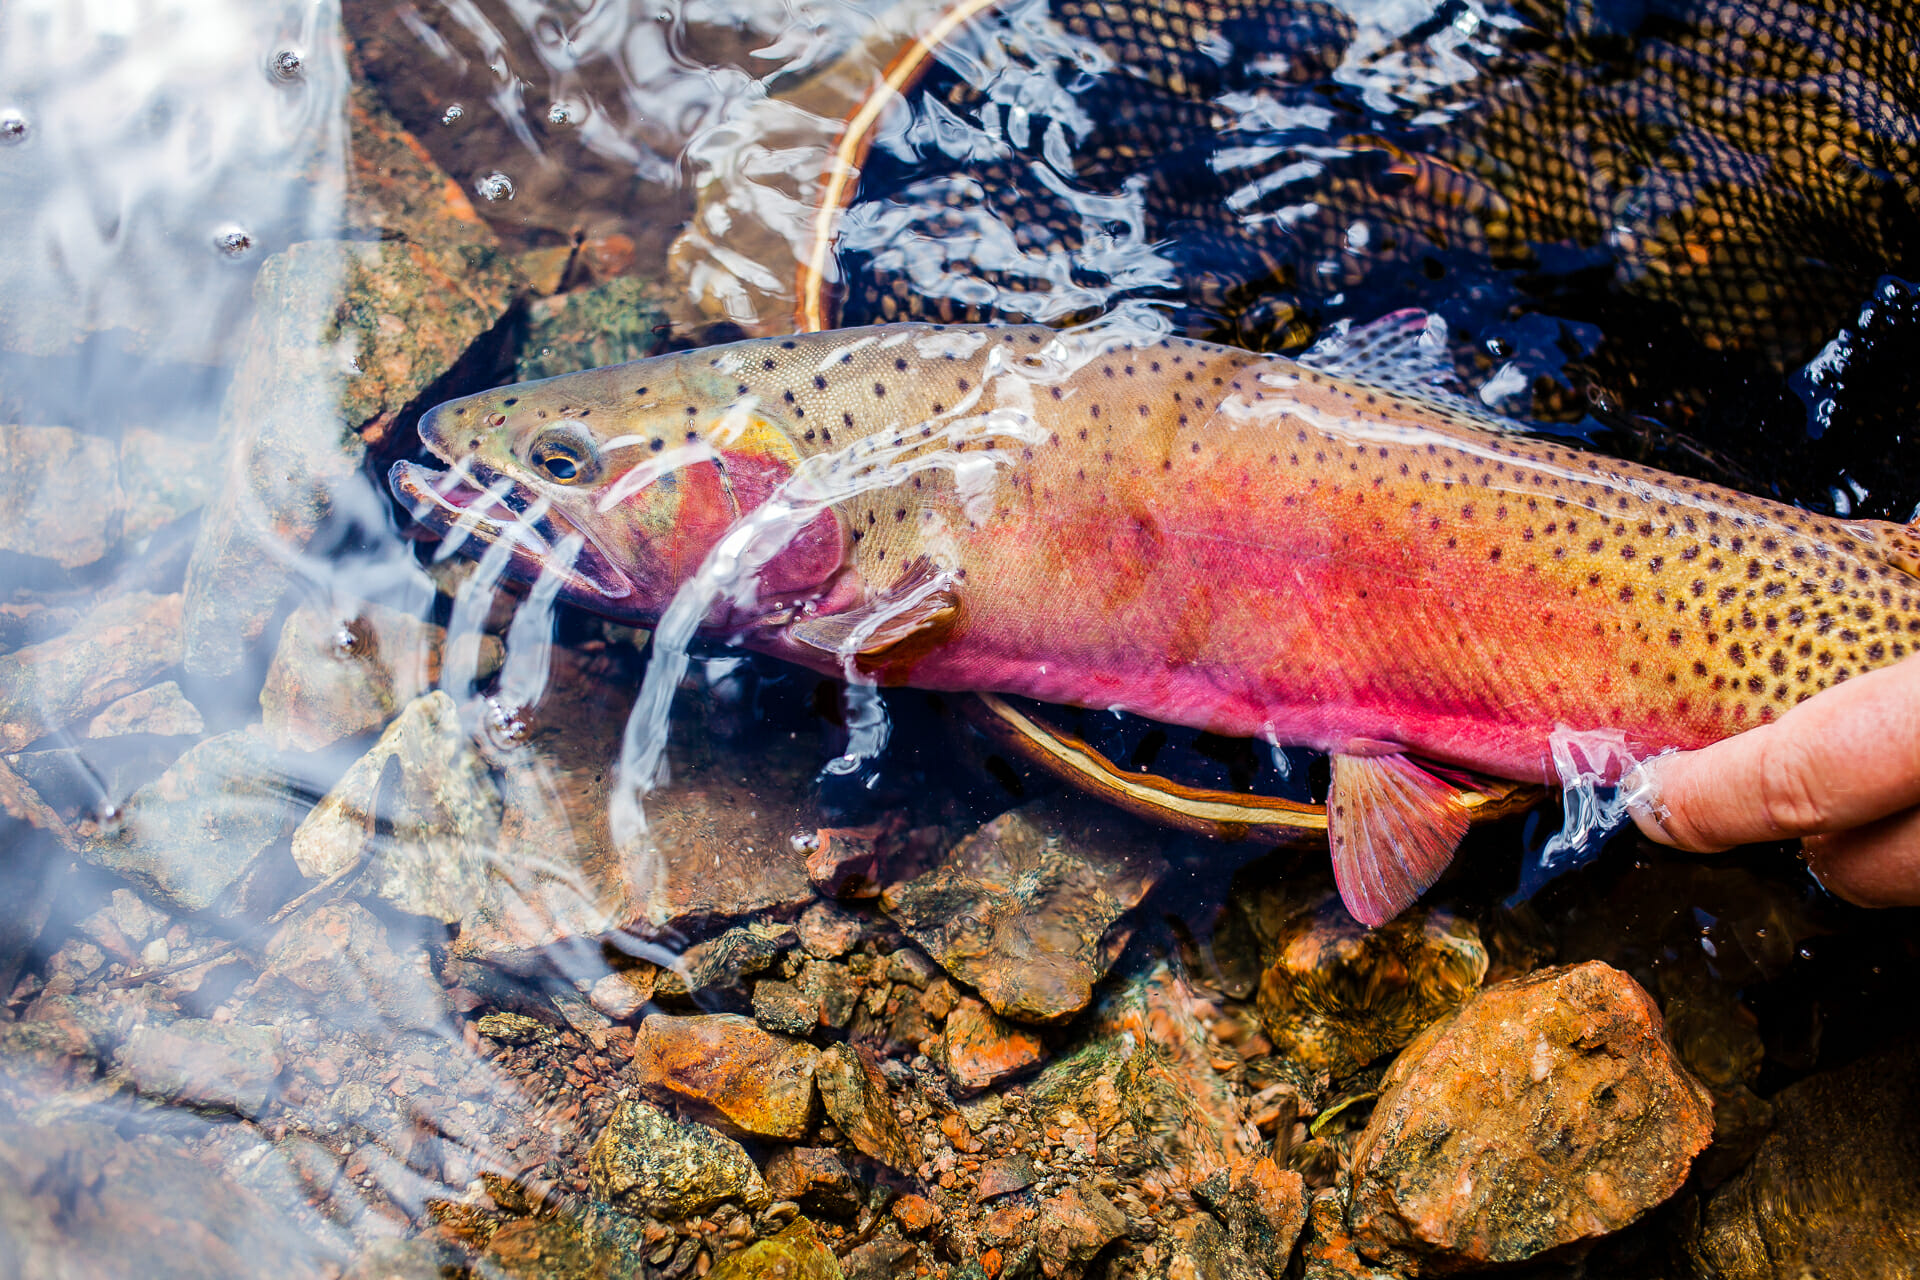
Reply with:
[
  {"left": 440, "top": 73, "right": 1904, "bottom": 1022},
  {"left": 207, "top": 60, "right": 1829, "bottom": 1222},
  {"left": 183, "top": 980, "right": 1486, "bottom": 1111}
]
[{"left": 1628, "top": 653, "right": 1920, "bottom": 906}]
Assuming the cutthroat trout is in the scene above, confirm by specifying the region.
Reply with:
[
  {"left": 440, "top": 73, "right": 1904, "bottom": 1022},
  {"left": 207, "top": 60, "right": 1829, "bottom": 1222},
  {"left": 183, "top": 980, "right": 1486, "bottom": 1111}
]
[{"left": 391, "top": 317, "right": 1920, "bottom": 924}]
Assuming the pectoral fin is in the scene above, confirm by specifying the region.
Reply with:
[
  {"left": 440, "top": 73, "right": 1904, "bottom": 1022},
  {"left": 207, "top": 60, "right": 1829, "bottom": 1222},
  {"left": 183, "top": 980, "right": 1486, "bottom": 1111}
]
[
  {"left": 1329, "top": 751, "right": 1473, "bottom": 927},
  {"left": 788, "top": 556, "right": 962, "bottom": 673}
]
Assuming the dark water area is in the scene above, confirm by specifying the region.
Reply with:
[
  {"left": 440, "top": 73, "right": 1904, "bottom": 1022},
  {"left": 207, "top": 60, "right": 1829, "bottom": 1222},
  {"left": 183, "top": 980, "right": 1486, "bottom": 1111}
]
[{"left": 3, "top": 0, "right": 1920, "bottom": 1276}]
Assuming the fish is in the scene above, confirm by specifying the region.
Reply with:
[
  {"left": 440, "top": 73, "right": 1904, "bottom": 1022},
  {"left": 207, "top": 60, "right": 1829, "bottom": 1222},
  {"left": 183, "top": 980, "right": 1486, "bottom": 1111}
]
[{"left": 390, "top": 315, "right": 1920, "bottom": 925}]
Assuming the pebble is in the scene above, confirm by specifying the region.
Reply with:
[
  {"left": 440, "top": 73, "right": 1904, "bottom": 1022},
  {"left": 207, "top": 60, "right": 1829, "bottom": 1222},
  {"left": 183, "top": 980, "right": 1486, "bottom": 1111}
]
[
  {"left": 1689, "top": 1039, "right": 1920, "bottom": 1278},
  {"left": 1253, "top": 897, "right": 1487, "bottom": 1081},
  {"left": 707, "top": 1217, "right": 844, "bottom": 1279},
  {"left": 762, "top": 1146, "right": 863, "bottom": 1217},
  {"left": 944, "top": 996, "right": 1047, "bottom": 1094}
]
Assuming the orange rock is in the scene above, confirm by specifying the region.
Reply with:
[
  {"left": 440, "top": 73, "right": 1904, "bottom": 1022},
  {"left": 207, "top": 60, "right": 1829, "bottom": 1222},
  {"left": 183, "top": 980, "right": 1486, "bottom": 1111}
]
[
  {"left": 1347, "top": 961, "right": 1714, "bottom": 1270},
  {"left": 816, "top": 1043, "right": 915, "bottom": 1171},
  {"left": 632, "top": 1013, "right": 818, "bottom": 1141},
  {"left": 944, "top": 997, "right": 1047, "bottom": 1094},
  {"left": 893, "top": 1193, "right": 944, "bottom": 1233},
  {"left": 1035, "top": 1186, "right": 1128, "bottom": 1275},
  {"left": 940, "top": 1111, "right": 984, "bottom": 1154}
]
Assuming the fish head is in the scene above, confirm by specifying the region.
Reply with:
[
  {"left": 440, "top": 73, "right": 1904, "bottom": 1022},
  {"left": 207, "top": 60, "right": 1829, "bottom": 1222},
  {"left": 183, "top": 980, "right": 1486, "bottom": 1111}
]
[{"left": 388, "top": 349, "right": 847, "bottom": 624}]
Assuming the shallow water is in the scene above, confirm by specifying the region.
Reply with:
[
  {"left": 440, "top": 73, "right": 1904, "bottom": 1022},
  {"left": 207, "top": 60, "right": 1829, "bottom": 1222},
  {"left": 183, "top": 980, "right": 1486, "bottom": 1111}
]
[{"left": 3, "top": 0, "right": 1920, "bottom": 1275}]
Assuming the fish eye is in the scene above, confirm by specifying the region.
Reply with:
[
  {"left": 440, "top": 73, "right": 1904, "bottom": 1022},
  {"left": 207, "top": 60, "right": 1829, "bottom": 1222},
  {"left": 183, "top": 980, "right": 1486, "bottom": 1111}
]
[{"left": 528, "top": 423, "right": 599, "bottom": 485}]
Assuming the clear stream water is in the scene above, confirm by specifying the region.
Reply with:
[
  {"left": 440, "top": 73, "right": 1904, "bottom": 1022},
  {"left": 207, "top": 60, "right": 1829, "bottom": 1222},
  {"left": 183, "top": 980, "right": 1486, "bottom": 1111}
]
[{"left": 2, "top": 0, "right": 1919, "bottom": 1274}]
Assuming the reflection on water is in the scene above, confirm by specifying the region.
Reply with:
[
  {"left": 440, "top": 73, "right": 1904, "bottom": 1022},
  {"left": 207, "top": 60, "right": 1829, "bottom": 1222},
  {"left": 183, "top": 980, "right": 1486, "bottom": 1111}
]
[{"left": 3, "top": 0, "right": 1920, "bottom": 1275}]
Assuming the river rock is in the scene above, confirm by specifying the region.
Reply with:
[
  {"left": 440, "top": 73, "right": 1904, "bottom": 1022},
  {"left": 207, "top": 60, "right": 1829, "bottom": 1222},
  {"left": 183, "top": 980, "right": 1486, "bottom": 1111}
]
[
  {"left": 1688, "top": 1039, "right": 1920, "bottom": 1279},
  {"left": 182, "top": 236, "right": 518, "bottom": 677},
  {"left": 709, "top": 1218, "right": 846, "bottom": 1280},
  {"left": 1346, "top": 961, "right": 1714, "bottom": 1271},
  {"left": 0, "top": 591, "right": 183, "bottom": 752},
  {"left": 1026, "top": 962, "right": 1252, "bottom": 1184},
  {"left": 882, "top": 799, "right": 1166, "bottom": 1024},
  {"left": 516, "top": 274, "right": 671, "bottom": 383},
  {"left": 1253, "top": 896, "right": 1487, "bottom": 1081},
  {"left": 1193, "top": 1156, "right": 1310, "bottom": 1275},
  {"left": 261, "top": 899, "right": 446, "bottom": 1032},
  {"left": 83, "top": 729, "right": 302, "bottom": 912},
  {"left": 449, "top": 655, "right": 817, "bottom": 963},
  {"left": 816, "top": 1042, "right": 915, "bottom": 1171},
  {"left": 290, "top": 690, "right": 499, "bottom": 923},
  {"left": 944, "top": 996, "right": 1046, "bottom": 1094},
  {"left": 0, "top": 425, "right": 217, "bottom": 571},
  {"left": 111, "top": 1017, "right": 284, "bottom": 1117},
  {"left": 764, "top": 1146, "right": 863, "bottom": 1217},
  {"left": 633, "top": 1013, "right": 820, "bottom": 1140},
  {"left": 588, "top": 1099, "right": 770, "bottom": 1217},
  {"left": 261, "top": 601, "right": 500, "bottom": 752},
  {"left": 86, "top": 681, "right": 204, "bottom": 739},
  {"left": 0, "top": 1119, "right": 333, "bottom": 1278},
  {"left": 1036, "top": 1186, "right": 1128, "bottom": 1271}
]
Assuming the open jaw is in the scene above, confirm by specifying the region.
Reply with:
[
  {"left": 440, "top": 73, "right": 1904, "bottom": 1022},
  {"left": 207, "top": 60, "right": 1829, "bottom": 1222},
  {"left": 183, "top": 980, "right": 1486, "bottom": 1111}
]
[{"left": 388, "top": 459, "right": 636, "bottom": 605}]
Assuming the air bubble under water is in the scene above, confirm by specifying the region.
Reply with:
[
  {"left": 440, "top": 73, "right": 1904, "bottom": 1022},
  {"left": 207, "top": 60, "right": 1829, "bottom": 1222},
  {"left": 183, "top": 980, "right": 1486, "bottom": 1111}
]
[
  {"left": 0, "top": 110, "right": 26, "bottom": 143},
  {"left": 474, "top": 171, "right": 514, "bottom": 201}
]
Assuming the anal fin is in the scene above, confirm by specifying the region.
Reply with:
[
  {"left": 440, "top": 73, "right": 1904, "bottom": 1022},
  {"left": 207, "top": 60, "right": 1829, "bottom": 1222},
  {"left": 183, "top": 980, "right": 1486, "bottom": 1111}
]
[{"left": 1329, "top": 752, "right": 1473, "bottom": 927}]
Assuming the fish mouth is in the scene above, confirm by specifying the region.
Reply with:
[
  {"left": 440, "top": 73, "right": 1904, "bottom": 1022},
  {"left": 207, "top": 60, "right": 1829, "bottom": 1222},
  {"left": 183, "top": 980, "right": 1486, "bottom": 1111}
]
[{"left": 389, "top": 459, "right": 636, "bottom": 604}]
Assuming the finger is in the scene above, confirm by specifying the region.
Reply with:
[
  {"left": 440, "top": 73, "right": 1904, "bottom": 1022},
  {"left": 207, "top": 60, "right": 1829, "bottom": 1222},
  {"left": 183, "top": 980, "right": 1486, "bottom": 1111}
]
[
  {"left": 1802, "top": 805, "right": 1920, "bottom": 907},
  {"left": 1628, "top": 653, "right": 1920, "bottom": 852}
]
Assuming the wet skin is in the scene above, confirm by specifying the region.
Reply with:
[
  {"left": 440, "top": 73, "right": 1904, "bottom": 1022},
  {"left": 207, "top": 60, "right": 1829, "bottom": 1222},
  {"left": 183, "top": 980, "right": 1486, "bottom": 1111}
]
[{"left": 392, "top": 322, "right": 1920, "bottom": 922}]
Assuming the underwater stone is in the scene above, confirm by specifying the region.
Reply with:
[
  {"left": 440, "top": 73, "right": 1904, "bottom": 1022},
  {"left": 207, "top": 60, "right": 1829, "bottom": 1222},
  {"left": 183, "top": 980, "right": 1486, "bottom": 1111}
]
[
  {"left": 1346, "top": 960, "right": 1714, "bottom": 1270},
  {"left": 289, "top": 690, "right": 499, "bottom": 924},
  {"left": 943, "top": 996, "right": 1046, "bottom": 1094},
  {"left": 1251, "top": 894, "right": 1488, "bottom": 1082},
  {"left": 86, "top": 681, "right": 204, "bottom": 739},
  {"left": 816, "top": 1043, "right": 915, "bottom": 1172},
  {"left": 82, "top": 729, "right": 301, "bottom": 913},
  {"left": 632, "top": 1012, "right": 820, "bottom": 1141},
  {"left": 881, "top": 799, "right": 1166, "bottom": 1024},
  {"left": 182, "top": 237, "right": 517, "bottom": 678},
  {"left": 0, "top": 1120, "right": 334, "bottom": 1278},
  {"left": 763, "top": 1147, "right": 863, "bottom": 1217},
  {"left": 0, "top": 591, "right": 183, "bottom": 752},
  {"left": 708, "top": 1218, "right": 846, "bottom": 1280},
  {"left": 261, "top": 601, "right": 498, "bottom": 752},
  {"left": 588, "top": 1098, "right": 770, "bottom": 1218},
  {"left": 0, "top": 426, "right": 216, "bottom": 571},
  {"left": 111, "top": 1017, "right": 284, "bottom": 1117},
  {"left": 1689, "top": 1039, "right": 1920, "bottom": 1279},
  {"left": 515, "top": 274, "right": 671, "bottom": 383}
]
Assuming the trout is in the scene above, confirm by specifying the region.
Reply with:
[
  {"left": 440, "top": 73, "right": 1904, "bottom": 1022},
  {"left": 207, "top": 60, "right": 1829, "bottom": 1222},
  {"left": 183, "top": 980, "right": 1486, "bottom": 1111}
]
[{"left": 390, "top": 318, "right": 1920, "bottom": 924}]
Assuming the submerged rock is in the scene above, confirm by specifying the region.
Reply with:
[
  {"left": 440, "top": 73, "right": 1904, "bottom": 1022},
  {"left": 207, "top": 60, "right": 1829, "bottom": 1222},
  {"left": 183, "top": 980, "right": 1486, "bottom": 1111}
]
[
  {"left": 1346, "top": 961, "right": 1714, "bottom": 1271},
  {"left": 588, "top": 1099, "right": 770, "bottom": 1218},
  {"left": 0, "top": 1119, "right": 332, "bottom": 1278},
  {"left": 289, "top": 690, "right": 500, "bottom": 923},
  {"left": 1035, "top": 1186, "right": 1129, "bottom": 1270},
  {"left": 0, "top": 591, "right": 183, "bottom": 752},
  {"left": 516, "top": 275, "right": 672, "bottom": 383},
  {"left": 943, "top": 996, "right": 1047, "bottom": 1094},
  {"left": 86, "top": 681, "right": 204, "bottom": 739},
  {"left": 1689, "top": 1039, "right": 1920, "bottom": 1279},
  {"left": 708, "top": 1218, "right": 846, "bottom": 1280},
  {"left": 261, "top": 601, "right": 499, "bottom": 752},
  {"left": 816, "top": 1042, "right": 915, "bottom": 1171},
  {"left": 110, "top": 1017, "right": 284, "bottom": 1117},
  {"left": 882, "top": 799, "right": 1166, "bottom": 1024},
  {"left": 764, "top": 1147, "right": 863, "bottom": 1217},
  {"left": 1252, "top": 895, "right": 1488, "bottom": 1082},
  {"left": 1194, "top": 1156, "right": 1310, "bottom": 1275},
  {"left": 83, "top": 729, "right": 302, "bottom": 912},
  {"left": 632, "top": 1013, "right": 819, "bottom": 1140},
  {"left": 181, "top": 236, "right": 517, "bottom": 677},
  {"left": 0, "top": 425, "right": 216, "bottom": 570}
]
